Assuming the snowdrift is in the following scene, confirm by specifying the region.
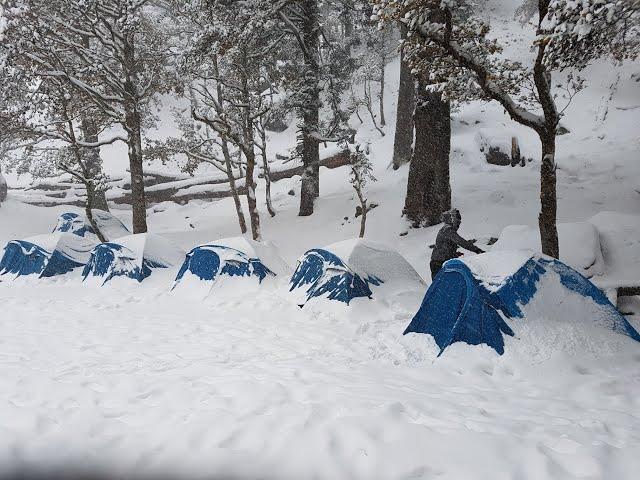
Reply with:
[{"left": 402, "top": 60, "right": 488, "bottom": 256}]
[
  {"left": 53, "top": 211, "right": 130, "bottom": 240},
  {"left": 289, "top": 239, "right": 425, "bottom": 306},
  {"left": 82, "top": 234, "right": 185, "bottom": 285},
  {"left": 405, "top": 251, "right": 640, "bottom": 356},
  {"left": 172, "top": 237, "right": 288, "bottom": 294},
  {"left": 0, "top": 232, "right": 96, "bottom": 279}
]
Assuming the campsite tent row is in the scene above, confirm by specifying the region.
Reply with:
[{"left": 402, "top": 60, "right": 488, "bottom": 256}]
[{"left": 1, "top": 212, "right": 639, "bottom": 356}]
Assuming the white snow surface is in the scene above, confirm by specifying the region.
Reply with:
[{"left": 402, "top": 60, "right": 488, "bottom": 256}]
[{"left": 461, "top": 250, "right": 534, "bottom": 291}]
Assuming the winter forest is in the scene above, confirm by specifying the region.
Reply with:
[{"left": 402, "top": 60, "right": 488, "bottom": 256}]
[{"left": 0, "top": 1, "right": 639, "bottom": 479}]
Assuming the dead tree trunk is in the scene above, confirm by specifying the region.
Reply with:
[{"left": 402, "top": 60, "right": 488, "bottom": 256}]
[
  {"left": 392, "top": 24, "right": 415, "bottom": 170},
  {"left": 403, "top": 86, "right": 451, "bottom": 227}
]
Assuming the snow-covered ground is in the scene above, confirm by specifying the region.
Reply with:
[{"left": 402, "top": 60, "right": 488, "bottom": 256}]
[{"left": 2, "top": 2, "right": 640, "bottom": 478}]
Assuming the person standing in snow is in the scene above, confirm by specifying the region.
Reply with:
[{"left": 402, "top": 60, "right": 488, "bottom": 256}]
[{"left": 430, "top": 208, "right": 484, "bottom": 279}]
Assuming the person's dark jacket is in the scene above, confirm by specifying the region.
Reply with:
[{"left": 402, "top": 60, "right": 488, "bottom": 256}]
[{"left": 432, "top": 224, "right": 484, "bottom": 263}]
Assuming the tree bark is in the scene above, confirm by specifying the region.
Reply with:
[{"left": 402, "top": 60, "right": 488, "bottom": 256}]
[
  {"left": 123, "top": 35, "right": 148, "bottom": 234},
  {"left": 403, "top": 86, "right": 451, "bottom": 227},
  {"left": 298, "top": 0, "right": 321, "bottom": 217},
  {"left": 392, "top": 24, "right": 415, "bottom": 170}
]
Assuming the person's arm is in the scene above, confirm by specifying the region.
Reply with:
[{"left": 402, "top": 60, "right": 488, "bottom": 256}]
[{"left": 449, "top": 230, "right": 485, "bottom": 254}]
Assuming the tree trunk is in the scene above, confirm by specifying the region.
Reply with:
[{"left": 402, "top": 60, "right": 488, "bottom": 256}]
[
  {"left": 539, "top": 134, "right": 559, "bottom": 258},
  {"left": 239, "top": 49, "right": 261, "bottom": 241},
  {"left": 259, "top": 125, "right": 276, "bottom": 217},
  {"left": 392, "top": 24, "right": 415, "bottom": 170},
  {"left": 379, "top": 58, "right": 386, "bottom": 127},
  {"left": 359, "top": 199, "right": 367, "bottom": 238},
  {"left": 244, "top": 149, "right": 261, "bottom": 241},
  {"left": 123, "top": 35, "right": 147, "bottom": 234},
  {"left": 403, "top": 86, "right": 451, "bottom": 227},
  {"left": 84, "top": 183, "right": 106, "bottom": 243},
  {"left": 298, "top": 0, "right": 321, "bottom": 217},
  {"left": 533, "top": 0, "right": 560, "bottom": 259},
  {"left": 79, "top": 35, "right": 108, "bottom": 212},
  {"left": 79, "top": 117, "right": 109, "bottom": 212},
  {"left": 222, "top": 138, "right": 248, "bottom": 234}
]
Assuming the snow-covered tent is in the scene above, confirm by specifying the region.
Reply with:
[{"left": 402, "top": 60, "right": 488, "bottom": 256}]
[
  {"left": 53, "top": 211, "right": 129, "bottom": 240},
  {"left": 173, "top": 237, "right": 288, "bottom": 292},
  {"left": 404, "top": 251, "right": 640, "bottom": 356},
  {"left": 82, "top": 234, "right": 184, "bottom": 285},
  {"left": 289, "top": 239, "right": 425, "bottom": 306},
  {"left": 0, "top": 232, "right": 96, "bottom": 279}
]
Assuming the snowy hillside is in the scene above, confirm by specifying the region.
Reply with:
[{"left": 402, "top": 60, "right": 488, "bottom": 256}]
[{"left": 1, "top": 1, "right": 640, "bottom": 479}]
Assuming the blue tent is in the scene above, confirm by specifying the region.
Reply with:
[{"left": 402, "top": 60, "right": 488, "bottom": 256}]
[
  {"left": 82, "top": 234, "right": 184, "bottom": 285},
  {"left": 0, "top": 233, "right": 96, "bottom": 279},
  {"left": 405, "top": 252, "right": 640, "bottom": 355},
  {"left": 53, "top": 211, "right": 129, "bottom": 240},
  {"left": 289, "top": 239, "right": 425, "bottom": 306},
  {"left": 290, "top": 249, "right": 376, "bottom": 305},
  {"left": 173, "top": 239, "right": 277, "bottom": 291}
]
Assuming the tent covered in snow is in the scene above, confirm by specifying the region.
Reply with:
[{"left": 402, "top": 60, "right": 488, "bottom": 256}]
[
  {"left": 82, "top": 234, "right": 184, "bottom": 285},
  {"left": 404, "top": 251, "right": 640, "bottom": 355},
  {"left": 173, "top": 237, "right": 288, "bottom": 292},
  {"left": 53, "top": 211, "right": 129, "bottom": 240},
  {"left": 289, "top": 239, "right": 425, "bottom": 306},
  {"left": 0, "top": 232, "right": 96, "bottom": 279}
]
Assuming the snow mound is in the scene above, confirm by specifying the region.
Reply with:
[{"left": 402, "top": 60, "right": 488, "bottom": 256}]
[
  {"left": 82, "top": 234, "right": 185, "bottom": 285},
  {"left": 492, "top": 222, "right": 605, "bottom": 277}
]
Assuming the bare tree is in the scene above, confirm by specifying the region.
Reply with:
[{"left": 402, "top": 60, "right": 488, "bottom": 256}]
[
  {"left": 349, "top": 145, "right": 376, "bottom": 238},
  {"left": 3, "top": 0, "right": 172, "bottom": 234}
]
